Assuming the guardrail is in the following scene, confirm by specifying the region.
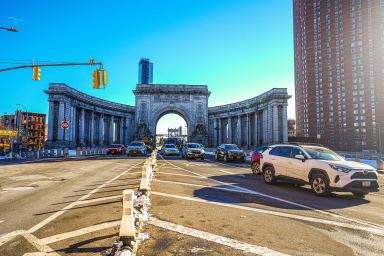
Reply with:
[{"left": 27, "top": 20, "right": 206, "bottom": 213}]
[{"left": 116, "top": 149, "right": 157, "bottom": 255}]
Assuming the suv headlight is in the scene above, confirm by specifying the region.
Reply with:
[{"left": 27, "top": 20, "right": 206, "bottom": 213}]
[
  {"left": 329, "top": 164, "right": 352, "bottom": 173},
  {"left": 201, "top": 149, "right": 205, "bottom": 154}
]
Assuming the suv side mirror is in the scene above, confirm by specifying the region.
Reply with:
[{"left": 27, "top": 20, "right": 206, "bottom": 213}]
[{"left": 295, "top": 155, "right": 305, "bottom": 161}]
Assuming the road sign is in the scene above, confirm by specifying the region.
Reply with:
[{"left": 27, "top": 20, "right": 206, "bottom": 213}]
[{"left": 61, "top": 120, "right": 69, "bottom": 129}]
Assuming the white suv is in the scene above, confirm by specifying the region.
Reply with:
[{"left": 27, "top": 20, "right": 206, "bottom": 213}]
[{"left": 260, "top": 144, "right": 380, "bottom": 197}]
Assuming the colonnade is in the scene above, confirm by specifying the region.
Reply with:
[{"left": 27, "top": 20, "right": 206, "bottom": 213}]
[{"left": 210, "top": 103, "right": 288, "bottom": 149}]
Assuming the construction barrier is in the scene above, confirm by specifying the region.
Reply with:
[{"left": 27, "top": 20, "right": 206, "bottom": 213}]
[{"left": 117, "top": 149, "right": 157, "bottom": 252}]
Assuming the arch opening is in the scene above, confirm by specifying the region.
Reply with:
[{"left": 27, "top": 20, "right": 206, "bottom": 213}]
[{"left": 156, "top": 112, "right": 188, "bottom": 147}]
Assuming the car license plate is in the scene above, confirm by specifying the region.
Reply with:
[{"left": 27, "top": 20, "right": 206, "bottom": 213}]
[{"left": 362, "top": 181, "right": 371, "bottom": 187}]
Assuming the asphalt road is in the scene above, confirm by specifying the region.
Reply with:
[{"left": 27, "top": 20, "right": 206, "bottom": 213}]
[
  {"left": 0, "top": 156, "right": 147, "bottom": 256},
  {"left": 1, "top": 153, "right": 383, "bottom": 256},
  {"left": 138, "top": 153, "right": 384, "bottom": 256}
]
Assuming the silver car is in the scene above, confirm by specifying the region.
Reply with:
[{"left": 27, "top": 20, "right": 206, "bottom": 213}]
[
  {"left": 182, "top": 143, "right": 205, "bottom": 160},
  {"left": 160, "top": 144, "right": 180, "bottom": 156},
  {"left": 127, "top": 141, "right": 147, "bottom": 156}
]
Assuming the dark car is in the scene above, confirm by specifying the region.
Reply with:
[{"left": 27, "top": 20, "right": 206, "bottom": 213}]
[
  {"left": 106, "top": 144, "right": 126, "bottom": 155},
  {"left": 215, "top": 144, "right": 245, "bottom": 162},
  {"left": 250, "top": 146, "right": 271, "bottom": 175}
]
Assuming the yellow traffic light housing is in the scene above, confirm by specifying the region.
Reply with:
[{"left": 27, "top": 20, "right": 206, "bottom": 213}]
[
  {"left": 32, "top": 66, "right": 41, "bottom": 80},
  {"left": 92, "top": 70, "right": 100, "bottom": 89},
  {"left": 101, "top": 70, "right": 107, "bottom": 87}
]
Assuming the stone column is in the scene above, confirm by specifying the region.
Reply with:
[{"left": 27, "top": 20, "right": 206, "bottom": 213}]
[
  {"left": 47, "top": 101, "right": 55, "bottom": 141},
  {"left": 79, "top": 109, "right": 85, "bottom": 145},
  {"left": 263, "top": 109, "right": 268, "bottom": 145},
  {"left": 57, "top": 102, "right": 65, "bottom": 141},
  {"left": 237, "top": 116, "right": 242, "bottom": 145},
  {"left": 90, "top": 112, "right": 95, "bottom": 146},
  {"left": 272, "top": 105, "right": 279, "bottom": 143},
  {"left": 125, "top": 116, "right": 130, "bottom": 144},
  {"left": 227, "top": 117, "right": 232, "bottom": 144},
  {"left": 109, "top": 115, "right": 114, "bottom": 144},
  {"left": 282, "top": 104, "right": 288, "bottom": 142},
  {"left": 99, "top": 114, "right": 104, "bottom": 145},
  {"left": 213, "top": 119, "right": 218, "bottom": 147},
  {"left": 120, "top": 117, "right": 124, "bottom": 144},
  {"left": 246, "top": 113, "right": 250, "bottom": 148},
  {"left": 218, "top": 118, "right": 222, "bottom": 145},
  {"left": 70, "top": 106, "right": 76, "bottom": 143},
  {"left": 254, "top": 112, "right": 258, "bottom": 146}
]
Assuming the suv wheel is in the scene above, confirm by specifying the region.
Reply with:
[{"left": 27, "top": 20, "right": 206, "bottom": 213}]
[
  {"left": 251, "top": 162, "right": 261, "bottom": 175},
  {"left": 311, "top": 173, "right": 330, "bottom": 196},
  {"left": 263, "top": 166, "right": 276, "bottom": 184},
  {"left": 352, "top": 191, "right": 368, "bottom": 198}
]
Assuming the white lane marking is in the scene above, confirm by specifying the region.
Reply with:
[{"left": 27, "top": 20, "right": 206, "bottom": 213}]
[
  {"left": 148, "top": 217, "right": 289, "bottom": 256},
  {"left": 38, "top": 220, "right": 121, "bottom": 245},
  {"left": 2, "top": 187, "right": 35, "bottom": 191},
  {"left": 205, "top": 159, "right": 249, "bottom": 171},
  {"left": 22, "top": 233, "right": 60, "bottom": 255},
  {"left": 27, "top": 161, "right": 144, "bottom": 234},
  {"left": 0, "top": 230, "right": 26, "bottom": 246},
  {"left": 152, "top": 191, "right": 384, "bottom": 237},
  {"left": 156, "top": 172, "right": 206, "bottom": 179},
  {"left": 0, "top": 220, "right": 3, "bottom": 224},
  {"left": 76, "top": 195, "right": 122, "bottom": 205},
  {"left": 216, "top": 169, "right": 246, "bottom": 177},
  {"left": 159, "top": 155, "right": 384, "bottom": 230},
  {"left": 155, "top": 179, "right": 255, "bottom": 193}
]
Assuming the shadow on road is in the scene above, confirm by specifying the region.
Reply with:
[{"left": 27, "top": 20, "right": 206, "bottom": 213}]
[{"left": 192, "top": 173, "right": 369, "bottom": 211}]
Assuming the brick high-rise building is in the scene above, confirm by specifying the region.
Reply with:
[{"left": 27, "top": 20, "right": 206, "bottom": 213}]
[{"left": 294, "top": 0, "right": 384, "bottom": 152}]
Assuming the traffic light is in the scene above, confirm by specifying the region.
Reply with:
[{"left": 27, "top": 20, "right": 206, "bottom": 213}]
[
  {"left": 101, "top": 70, "right": 107, "bottom": 86},
  {"left": 92, "top": 70, "right": 100, "bottom": 89},
  {"left": 32, "top": 66, "right": 41, "bottom": 80}
]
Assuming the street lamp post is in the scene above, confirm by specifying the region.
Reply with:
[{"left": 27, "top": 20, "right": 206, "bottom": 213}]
[
  {"left": 16, "top": 104, "right": 28, "bottom": 158},
  {"left": 0, "top": 26, "right": 18, "bottom": 32}
]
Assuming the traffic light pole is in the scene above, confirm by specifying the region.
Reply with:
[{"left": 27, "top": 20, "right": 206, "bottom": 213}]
[{"left": 0, "top": 62, "right": 103, "bottom": 72}]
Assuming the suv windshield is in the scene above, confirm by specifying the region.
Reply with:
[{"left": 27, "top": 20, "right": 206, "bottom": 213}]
[
  {"left": 187, "top": 144, "right": 201, "bottom": 148},
  {"left": 304, "top": 147, "right": 344, "bottom": 161},
  {"left": 225, "top": 145, "right": 240, "bottom": 150},
  {"left": 165, "top": 144, "right": 176, "bottom": 148},
  {"left": 130, "top": 142, "right": 144, "bottom": 147},
  {"left": 109, "top": 144, "right": 122, "bottom": 148}
]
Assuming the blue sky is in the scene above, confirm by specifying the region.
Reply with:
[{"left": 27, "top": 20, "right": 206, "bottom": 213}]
[{"left": 0, "top": 0, "right": 294, "bottom": 134}]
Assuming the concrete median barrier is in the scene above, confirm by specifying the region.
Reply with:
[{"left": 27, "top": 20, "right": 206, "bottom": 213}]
[{"left": 119, "top": 189, "right": 136, "bottom": 244}]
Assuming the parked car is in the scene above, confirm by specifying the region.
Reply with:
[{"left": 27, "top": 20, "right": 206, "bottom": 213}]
[
  {"left": 106, "top": 144, "right": 127, "bottom": 155},
  {"left": 127, "top": 141, "right": 147, "bottom": 156},
  {"left": 260, "top": 144, "right": 380, "bottom": 197},
  {"left": 250, "top": 146, "right": 272, "bottom": 175},
  {"left": 215, "top": 144, "right": 245, "bottom": 162},
  {"left": 181, "top": 143, "right": 205, "bottom": 160},
  {"left": 160, "top": 144, "right": 180, "bottom": 156}
]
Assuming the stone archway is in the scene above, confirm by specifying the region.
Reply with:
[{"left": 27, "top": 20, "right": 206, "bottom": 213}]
[
  {"left": 153, "top": 107, "right": 192, "bottom": 141},
  {"left": 133, "top": 84, "right": 210, "bottom": 145}
]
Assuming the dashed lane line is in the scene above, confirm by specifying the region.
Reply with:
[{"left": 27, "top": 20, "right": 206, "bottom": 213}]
[
  {"left": 159, "top": 155, "right": 384, "bottom": 231},
  {"left": 38, "top": 220, "right": 121, "bottom": 245},
  {"left": 151, "top": 191, "right": 384, "bottom": 237},
  {"left": 148, "top": 217, "right": 289, "bottom": 256},
  {"left": 27, "top": 160, "right": 144, "bottom": 234}
]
